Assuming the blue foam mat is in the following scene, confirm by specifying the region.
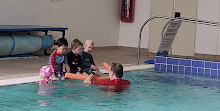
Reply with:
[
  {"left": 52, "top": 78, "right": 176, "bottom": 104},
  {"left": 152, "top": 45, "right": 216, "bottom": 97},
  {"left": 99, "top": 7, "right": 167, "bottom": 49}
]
[{"left": 144, "top": 59, "right": 155, "bottom": 64}]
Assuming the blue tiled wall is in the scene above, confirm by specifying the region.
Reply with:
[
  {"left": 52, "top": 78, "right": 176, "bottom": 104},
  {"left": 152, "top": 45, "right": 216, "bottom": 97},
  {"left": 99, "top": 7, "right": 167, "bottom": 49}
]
[{"left": 155, "top": 56, "right": 220, "bottom": 79}]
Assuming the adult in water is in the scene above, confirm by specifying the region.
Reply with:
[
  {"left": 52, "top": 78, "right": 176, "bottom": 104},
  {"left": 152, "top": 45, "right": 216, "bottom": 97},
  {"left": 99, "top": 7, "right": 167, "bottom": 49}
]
[{"left": 83, "top": 63, "right": 130, "bottom": 86}]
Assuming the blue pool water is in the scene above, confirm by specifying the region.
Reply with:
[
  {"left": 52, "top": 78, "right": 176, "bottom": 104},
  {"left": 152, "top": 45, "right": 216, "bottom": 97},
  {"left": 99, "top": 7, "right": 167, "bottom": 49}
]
[{"left": 1, "top": 69, "right": 220, "bottom": 111}]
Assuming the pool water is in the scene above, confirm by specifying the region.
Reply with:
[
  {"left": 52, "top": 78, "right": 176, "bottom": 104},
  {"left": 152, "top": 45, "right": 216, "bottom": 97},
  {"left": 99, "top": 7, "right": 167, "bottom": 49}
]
[{"left": 1, "top": 69, "right": 220, "bottom": 111}]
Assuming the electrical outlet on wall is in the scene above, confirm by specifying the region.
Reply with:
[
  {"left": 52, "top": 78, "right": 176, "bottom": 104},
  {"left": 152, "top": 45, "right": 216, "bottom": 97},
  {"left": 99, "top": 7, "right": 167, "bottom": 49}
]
[{"left": 51, "top": 0, "right": 62, "bottom": 2}]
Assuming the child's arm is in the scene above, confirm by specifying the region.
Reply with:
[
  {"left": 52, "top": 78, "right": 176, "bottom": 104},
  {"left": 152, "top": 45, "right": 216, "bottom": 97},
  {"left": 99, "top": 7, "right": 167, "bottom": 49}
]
[
  {"left": 81, "top": 58, "right": 92, "bottom": 69},
  {"left": 49, "top": 51, "right": 58, "bottom": 80},
  {"left": 52, "top": 72, "right": 59, "bottom": 80},
  {"left": 83, "top": 74, "right": 95, "bottom": 84},
  {"left": 90, "top": 55, "right": 98, "bottom": 70},
  {"left": 65, "top": 55, "right": 70, "bottom": 73},
  {"left": 80, "top": 52, "right": 93, "bottom": 69},
  {"left": 90, "top": 56, "right": 96, "bottom": 66},
  {"left": 78, "top": 56, "right": 83, "bottom": 72},
  {"left": 66, "top": 52, "right": 72, "bottom": 72},
  {"left": 91, "top": 65, "right": 98, "bottom": 70},
  {"left": 66, "top": 64, "right": 70, "bottom": 73},
  {"left": 49, "top": 51, "right": 56, "bottom": 66},
  {"left": 39, "top": 73, "right": 45, "bottom": 79}
]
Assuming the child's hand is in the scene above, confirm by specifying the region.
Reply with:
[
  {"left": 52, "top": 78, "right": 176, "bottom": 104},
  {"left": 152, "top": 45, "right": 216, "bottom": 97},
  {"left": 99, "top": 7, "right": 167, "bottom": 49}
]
[
  {"left": 61, "top": 76, "right": 66, "bottom": 81},
  {"left": 91, "top": 65, "right": 98, "bottom": 70},
  {"left": 77, "top": 67, "right": 81, "bottom": 72},
  {"left": 93, "top": 71, "right": 102, "bottom": 76}
]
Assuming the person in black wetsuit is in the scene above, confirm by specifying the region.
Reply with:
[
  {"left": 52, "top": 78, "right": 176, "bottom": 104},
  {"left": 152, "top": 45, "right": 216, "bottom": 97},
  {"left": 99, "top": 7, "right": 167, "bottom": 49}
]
[
  {"left": 66, "top": 39, "right": 87, "bottom": 75},
  {"left": 80, "top": 39, "right": 102, "bottom": 75}
]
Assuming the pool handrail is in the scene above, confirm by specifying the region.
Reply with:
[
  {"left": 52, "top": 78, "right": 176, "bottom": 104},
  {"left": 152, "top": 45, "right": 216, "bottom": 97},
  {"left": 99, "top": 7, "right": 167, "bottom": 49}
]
[{"left": 138, "top": 15, "right": 220, "bottom": 65}]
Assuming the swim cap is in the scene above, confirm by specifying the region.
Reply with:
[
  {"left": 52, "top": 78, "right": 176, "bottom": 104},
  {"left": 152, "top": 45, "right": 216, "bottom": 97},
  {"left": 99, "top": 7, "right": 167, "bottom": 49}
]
[{"left": 40, "top": 65, "right": 54, "bottom": 78}]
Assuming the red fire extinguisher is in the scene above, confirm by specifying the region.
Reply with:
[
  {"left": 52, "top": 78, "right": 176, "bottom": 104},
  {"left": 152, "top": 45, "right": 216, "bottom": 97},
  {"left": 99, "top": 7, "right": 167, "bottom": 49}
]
[{"left": 120, "top": 0, "right": 135, "bottom": 23}]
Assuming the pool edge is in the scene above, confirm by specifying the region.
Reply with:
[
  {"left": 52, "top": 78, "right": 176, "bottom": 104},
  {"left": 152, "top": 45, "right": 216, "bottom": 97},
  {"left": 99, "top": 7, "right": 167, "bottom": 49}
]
[{"left": 0, "top": 64, "right": 154, "bottom": 86}]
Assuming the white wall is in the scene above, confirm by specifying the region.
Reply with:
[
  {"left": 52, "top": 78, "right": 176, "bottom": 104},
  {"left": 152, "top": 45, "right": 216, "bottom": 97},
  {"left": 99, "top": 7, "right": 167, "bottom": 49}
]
[
  {"left": 0, "top": 0, "right": 151, "bottom": 48},
  {"left": 149, "top": 0, "right": 173, "bottom": 53},
  {"left": 119, "top": 0, "right": 150, "bottom": 48},
  {"left": 149, "top": 0, "right": 197, "bottom": 56},
  {"left": 196, "top": 0, "right": 220, "bottom": 55},
  {"left": 0, "top": 0, "right": 120, "bottom": 47},
  {"left": 172, "top": 0, "right": 197, "bottom": 56}
]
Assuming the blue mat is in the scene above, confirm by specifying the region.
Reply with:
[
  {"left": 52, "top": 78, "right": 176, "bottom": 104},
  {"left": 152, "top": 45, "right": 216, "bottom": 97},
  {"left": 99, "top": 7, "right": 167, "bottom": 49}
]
[{"left": 144, "top": 59, "right": 155, "bottom": 64}]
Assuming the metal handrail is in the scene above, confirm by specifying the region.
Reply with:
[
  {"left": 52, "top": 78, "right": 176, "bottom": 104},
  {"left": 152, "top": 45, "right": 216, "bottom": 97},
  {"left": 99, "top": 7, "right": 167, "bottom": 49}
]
[{"left": 138, "top": 15, "right": 220, "bottom": 65}]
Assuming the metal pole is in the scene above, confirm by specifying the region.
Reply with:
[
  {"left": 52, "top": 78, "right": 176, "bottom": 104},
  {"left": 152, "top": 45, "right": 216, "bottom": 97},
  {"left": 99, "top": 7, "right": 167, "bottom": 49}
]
[{"left": 138, "top": 15, "right": 220, "bottom": 65}]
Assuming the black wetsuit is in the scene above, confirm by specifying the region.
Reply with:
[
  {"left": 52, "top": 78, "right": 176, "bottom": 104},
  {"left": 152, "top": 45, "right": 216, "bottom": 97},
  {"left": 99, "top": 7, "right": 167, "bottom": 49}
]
[
  {"left": 80, "top": 51, "right": 96, "bottom": 74},
  {"left": 66, "top": 51, "right": 82, "bottom": 73}
]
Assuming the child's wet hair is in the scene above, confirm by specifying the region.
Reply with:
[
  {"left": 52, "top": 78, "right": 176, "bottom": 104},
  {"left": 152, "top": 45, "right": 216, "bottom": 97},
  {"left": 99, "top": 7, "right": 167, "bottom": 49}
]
[
  {"left": 110, "top": 63, "right": 123, "bottom": 78},
  {"left": 71, "top": 39, "right": 83, "bottom": 49},
  {"left": 55, "top": 38, "right": 68, "bottom": 47}
]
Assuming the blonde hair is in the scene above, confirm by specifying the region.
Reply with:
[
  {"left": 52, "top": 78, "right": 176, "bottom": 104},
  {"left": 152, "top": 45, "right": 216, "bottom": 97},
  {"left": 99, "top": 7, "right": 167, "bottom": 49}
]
[{"left": 84, "top": 39, "right": 94, "bottom": 46}]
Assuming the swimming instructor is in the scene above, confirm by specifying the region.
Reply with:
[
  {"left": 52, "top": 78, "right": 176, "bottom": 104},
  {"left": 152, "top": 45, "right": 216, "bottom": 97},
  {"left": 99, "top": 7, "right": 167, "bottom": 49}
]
[{"left": 83, "top": 63, "right": 130, "bottom": 86}]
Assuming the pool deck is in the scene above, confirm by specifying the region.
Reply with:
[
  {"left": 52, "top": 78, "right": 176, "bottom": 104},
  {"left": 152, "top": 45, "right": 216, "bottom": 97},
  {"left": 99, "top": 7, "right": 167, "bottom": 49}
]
[{"left": 0, "top": 46, "right": 155, "bottom": 86}]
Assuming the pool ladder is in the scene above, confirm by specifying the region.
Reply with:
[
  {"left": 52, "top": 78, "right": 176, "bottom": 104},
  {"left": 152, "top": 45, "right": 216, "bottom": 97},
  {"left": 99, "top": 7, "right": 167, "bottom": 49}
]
[{"left": 138, "top": 15, "right": 220, "bottom": 65}]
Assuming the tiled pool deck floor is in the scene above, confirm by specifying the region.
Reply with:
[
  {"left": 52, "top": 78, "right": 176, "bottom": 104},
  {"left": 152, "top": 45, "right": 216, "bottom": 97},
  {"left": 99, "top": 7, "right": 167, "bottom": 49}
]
[{"left": 0, "top": 46, "right": 155, "bottom": 86}]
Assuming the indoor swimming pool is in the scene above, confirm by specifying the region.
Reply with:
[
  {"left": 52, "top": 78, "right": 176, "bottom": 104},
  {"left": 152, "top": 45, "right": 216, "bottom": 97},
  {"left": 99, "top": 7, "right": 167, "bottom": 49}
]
[{"left": 1, "top": 69, "right": 220, "bottom": 111}]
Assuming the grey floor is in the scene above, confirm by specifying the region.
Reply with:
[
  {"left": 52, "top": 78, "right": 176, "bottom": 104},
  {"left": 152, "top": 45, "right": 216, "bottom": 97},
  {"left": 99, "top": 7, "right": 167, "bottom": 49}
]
[{"left": 0, "top": 46, "right": 155, "bottom": 80}]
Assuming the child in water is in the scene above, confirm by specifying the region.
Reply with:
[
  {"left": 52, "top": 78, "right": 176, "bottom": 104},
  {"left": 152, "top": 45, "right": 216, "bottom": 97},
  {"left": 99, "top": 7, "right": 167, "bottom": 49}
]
[
  {"left": 83, "top": 63, "right": 130, "bottom": 86},
  {"left": 39, "top": 65, "right": 54, "bottom": 85}
]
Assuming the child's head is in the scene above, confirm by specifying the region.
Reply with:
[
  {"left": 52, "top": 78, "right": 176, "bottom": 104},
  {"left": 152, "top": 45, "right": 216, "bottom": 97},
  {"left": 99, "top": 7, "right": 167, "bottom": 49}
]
[
  {"left": 84, "top": 39, "right": 94, "bottom": 53},
  {"left": 71, "top": 39, "right": 83, "bottom": 55},
  {"left": 40, "top": 65, "right": 54, "bottom": 78},
  {"left": 55, "top": 38, "right": 68, "bottom": 55},
  {"left": 110, "top": 63, "right": 123, "bottom": 78}
]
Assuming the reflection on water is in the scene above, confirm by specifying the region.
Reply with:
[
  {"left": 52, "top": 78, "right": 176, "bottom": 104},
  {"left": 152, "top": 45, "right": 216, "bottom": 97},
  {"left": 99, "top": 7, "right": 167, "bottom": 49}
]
[
  {"left": 37, "top": 82, "right": 58, "bottom": 106},
  {"left": 37, "top": 82, "right": 57, "bottom": 96},
  {"left": 37, "top": 100, "right": 51, "bottom": 106},
  {"left": 99, "top": 85, "right": 130, "bottom": 94}
]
